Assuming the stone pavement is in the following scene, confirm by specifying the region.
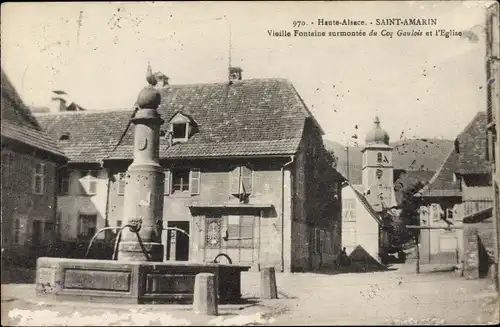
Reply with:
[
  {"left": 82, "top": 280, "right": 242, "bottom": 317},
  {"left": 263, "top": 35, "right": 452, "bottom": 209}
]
[{"left": 2, "top": 263, "right": 499, "bottom": 326}]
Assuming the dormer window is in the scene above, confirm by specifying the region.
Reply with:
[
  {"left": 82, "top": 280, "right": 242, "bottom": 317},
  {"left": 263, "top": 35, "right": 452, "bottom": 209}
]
[
  {"left": 167, "top": 112, "right": 196, "bottom": 143},
  {"left": 172, "top": 123, "right": 188, "bottom": 140}
]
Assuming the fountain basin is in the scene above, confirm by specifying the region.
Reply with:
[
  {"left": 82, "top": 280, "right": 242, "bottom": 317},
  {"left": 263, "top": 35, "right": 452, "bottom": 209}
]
[{"left": 36, "top": 257, "right": 250, "bottom": 304}]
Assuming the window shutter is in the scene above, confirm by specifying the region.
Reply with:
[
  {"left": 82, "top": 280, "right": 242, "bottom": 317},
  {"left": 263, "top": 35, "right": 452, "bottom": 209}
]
[
  {"left": 190, "top": 169, "right": 201, "bottom": 195},
  {"left": 241, "top": 166, "right": 253, "bottom": 194},
  {"left": 164, "top": 170, "right": 170, "bottom": 195},
  {"left": 118, "top": 173, "right": 126, "bottom": 195},
  {"left": 229, "top": 167, "right": 241, "bottom": 195},
  {"left": 89, "top": 180, "right": 97, "bottom": 194}
]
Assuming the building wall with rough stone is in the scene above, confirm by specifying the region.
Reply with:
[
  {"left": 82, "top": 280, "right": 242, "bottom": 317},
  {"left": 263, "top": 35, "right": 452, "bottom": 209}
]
[
  {"left": 463, "top": 218, "right": 496, "bottom": 280},
  {"left": 290, "top": 120, "right": 342, "bottom": 271},
  {"left": 1, "top": 146, "right": 58, "bottom": 262}
]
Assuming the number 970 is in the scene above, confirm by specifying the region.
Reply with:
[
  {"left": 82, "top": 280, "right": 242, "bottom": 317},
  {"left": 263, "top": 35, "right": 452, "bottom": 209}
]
[{"left": 293, "top": 20, "right": 306, "bottom": 28}]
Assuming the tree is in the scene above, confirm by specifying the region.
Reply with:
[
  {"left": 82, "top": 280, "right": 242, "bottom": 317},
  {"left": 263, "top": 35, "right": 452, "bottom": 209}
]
[{"left": 382, "top": 180, "right": 426, "bottom": 249}]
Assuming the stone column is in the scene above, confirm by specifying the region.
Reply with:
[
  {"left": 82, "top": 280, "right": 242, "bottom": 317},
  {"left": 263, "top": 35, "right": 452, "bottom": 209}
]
[{"left": 117, "top": 70, "right": 165, "bottom": 262}]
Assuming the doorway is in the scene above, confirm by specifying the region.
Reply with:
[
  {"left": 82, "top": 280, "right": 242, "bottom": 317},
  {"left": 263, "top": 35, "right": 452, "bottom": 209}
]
[
  {"left": 166, "top": 221, "right": 190, "bottom": 261},
  {"left": 32, "top": 220, "right": 43, "bottom": 247},
  {"left": 477, "top": 235, "right": 490, "bottom": 279}
]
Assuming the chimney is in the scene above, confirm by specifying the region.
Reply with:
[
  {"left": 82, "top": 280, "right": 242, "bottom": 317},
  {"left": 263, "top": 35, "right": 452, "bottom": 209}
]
[
  {"left": 51, "top": 90, "right": 68, "bottom": 112},
  {"left": 229, "top": 67, "right": 243, "bottom": 84}
]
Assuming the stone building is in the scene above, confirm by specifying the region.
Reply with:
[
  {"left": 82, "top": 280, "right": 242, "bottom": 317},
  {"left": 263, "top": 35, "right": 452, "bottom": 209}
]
[
  {"left": 1, "top": 69, "right": 67, "bottom": 265},
  {"left": 37, "top": 75, "right": 343, "bottom": 272},
  {"left": 462, "top": 207, "right": 495, "bottom": 279}
]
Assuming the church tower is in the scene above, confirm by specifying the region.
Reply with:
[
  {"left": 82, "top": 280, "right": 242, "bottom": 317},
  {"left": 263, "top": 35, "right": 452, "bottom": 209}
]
[{"left": 361, "top": 117, "right": 395, "bottom": 213}]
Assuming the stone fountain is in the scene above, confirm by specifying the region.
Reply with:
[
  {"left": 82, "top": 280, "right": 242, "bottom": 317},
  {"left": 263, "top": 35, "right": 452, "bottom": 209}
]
[{"left": 36, "top": 66, "right": 250, "bottom": 304}]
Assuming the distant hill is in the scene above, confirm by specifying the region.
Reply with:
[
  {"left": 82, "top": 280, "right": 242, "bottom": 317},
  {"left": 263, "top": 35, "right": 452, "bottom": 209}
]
[{"left": 324, "top": 138, "right": 454, "bottom": 184}]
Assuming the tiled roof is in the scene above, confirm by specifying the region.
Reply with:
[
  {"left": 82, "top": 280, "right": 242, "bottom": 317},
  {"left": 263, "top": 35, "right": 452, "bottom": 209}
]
[
  {"left": 418, "top": 112, "right": 488, "bottom": 197},
  {"left": 394, "top": 170, "right": 435, "bottom": 204},
  {"left": 109, "top": 139, "right": 302, "bottom": 160},
  {"left": 456, "top": 112, "right": 489, "bottom": 175},
  {"left": 36, "top": 78, "right": 315, "bottom": 163},
  {"left": 1, "top": 69, "right": 66, "bottom": 158}
]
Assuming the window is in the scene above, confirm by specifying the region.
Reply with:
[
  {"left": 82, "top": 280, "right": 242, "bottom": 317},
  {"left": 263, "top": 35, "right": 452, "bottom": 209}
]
[
  {"left": 226, "top": 215, "right": 254, "bottom": 248},
  {"left": 190, "top": 169, "right": 201, "bottom": 195},
  {"left": 117, "top": 173, "right": 126, "bottom": 195},
  {"left": 344, "top": 210, "right": 356, "bottom": 222},
  {"left": 164, "top": 169, "right": 200, "bottom": 195},
  {"left": 172, "top": 123, "right": 188, "bottom": 140},
  {"left": 116, "top": 220, "right": 122, "bottom": 227},
  {"left": 80, "top": 170, "right": 98, "bottom": 195},
  {"left": 44, "top": 221, "right": 55, "bottom": 240},
  {"left": 377, "top": 152, "right": 383, "bottom": 163},
  {"left": 343, "top": 199, "right": 356, "bottom": 222},
  {"left": 229, "top": 166, "right": 253, "bottom": 196},
  {"left": 58, "top": 169, "right": 70, "bottom": 195},
  {"left": 172, "top": 169, "right": 190, "bottom": 193},
  {"left": 33, "top": 163, "right": 45, "bottom": 194},
  {"left": 78, "top": 214, "right": 97, "bottom": 240},
  {"left": 431, "top": 204, "right": 441, "bottom": 222}
]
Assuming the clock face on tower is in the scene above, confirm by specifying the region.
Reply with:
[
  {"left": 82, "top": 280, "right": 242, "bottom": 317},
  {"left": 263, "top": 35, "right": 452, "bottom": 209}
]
[{"left": 376, "top": 169, "right": 384, "bottom": 179}]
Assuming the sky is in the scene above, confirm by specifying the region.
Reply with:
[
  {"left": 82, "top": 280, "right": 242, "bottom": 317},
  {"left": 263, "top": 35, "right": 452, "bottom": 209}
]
[{"left": 1, "top": 1, "right": 495, "bottom": 145}]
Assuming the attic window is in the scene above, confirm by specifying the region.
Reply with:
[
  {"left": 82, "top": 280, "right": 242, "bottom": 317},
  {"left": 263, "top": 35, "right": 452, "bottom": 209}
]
[
  {"left": 173, "top": 123, "right": 188, "bottom": 140},
  {"left": 167, "top": 112, "right": 194, "bottom": 142},
  {"left": 59, "top": 132, "right": 70, "bottom": 141}
]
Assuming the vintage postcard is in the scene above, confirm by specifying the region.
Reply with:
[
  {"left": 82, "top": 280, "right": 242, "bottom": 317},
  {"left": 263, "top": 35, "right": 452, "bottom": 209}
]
[{"left": 1, "top": 1, "right": 499, "bottom": 325}]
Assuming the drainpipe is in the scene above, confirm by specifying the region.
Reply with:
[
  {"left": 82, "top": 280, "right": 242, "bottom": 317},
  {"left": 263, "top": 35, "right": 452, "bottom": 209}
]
[
  {"left": 103, "top": 162, "right": 112, "bottom": 243},
  {"left": 281, "top": 155, "right": 295, "bottom": 272}
]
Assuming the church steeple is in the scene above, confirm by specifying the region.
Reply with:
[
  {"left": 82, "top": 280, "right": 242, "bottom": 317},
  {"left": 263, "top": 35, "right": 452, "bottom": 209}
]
[
  {"left": 365, "top": 116, "right": 390, "bottom": 145},
  {"left": 361, "top": 117, "right": 395, "bottom": 212}
]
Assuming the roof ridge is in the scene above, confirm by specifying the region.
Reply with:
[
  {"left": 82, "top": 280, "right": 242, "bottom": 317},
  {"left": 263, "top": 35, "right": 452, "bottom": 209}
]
[
  {"left": 165, "top": 77, "right": 290, "bottom": 88},
  {"left": 34, "top": 108, "right": 133, "bottom": 116},
  {"left": 418, "top": 111, "right": 486, "bottom": 194}
]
